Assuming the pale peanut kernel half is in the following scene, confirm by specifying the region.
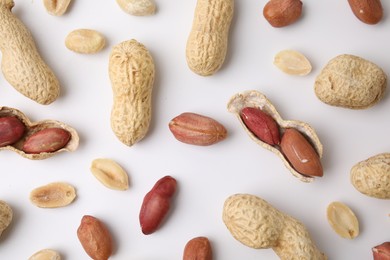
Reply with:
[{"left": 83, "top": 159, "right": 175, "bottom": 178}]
[
  {"left": 65, "top": 29, "right": 106, "bottom": 54},
  {"left": 274, "top": 49, "right": 312, "bottom": 76},
  {"left": 43, "top": 0, "right": 72, "bottom": 16},
  {"left": 28, "top": 249, "right": 61, "bottom": 260},
  {"left": 29, "top": 182, "right": 76, "bottom": 208},
  {"left": 327, "top": 201, "right": 359, "bottom": 239},
  {"left": 90, "top": 158, "right": 129, "bottom": 190}
]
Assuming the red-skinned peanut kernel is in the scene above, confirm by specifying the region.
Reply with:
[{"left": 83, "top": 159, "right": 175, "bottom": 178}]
[
  {"left": 139, "top": 175, "right": 177, "bottom": 235},
  {"left": 240, "top": 107, "right": 280, "bottom": 146}
]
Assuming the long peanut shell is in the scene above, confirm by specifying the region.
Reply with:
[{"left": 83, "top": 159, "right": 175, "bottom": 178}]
[
  {"left": 0, "top": 106, "right": 79, "bottom": 160},
  {"left": 186, "top": 0, "right": 234, "bottom": 76},
  {"left": 109, "top": 39, "right": 155, "bottom": 146},
  {"left": 227, "top": 90, "right": 323, "bottom": 182},
  {"left": 0, "top": 0, "right": 60, "bottom": 104}
]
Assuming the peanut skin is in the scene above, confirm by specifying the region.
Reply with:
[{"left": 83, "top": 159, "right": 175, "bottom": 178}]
[
  {"left": 280, "top": 128, "right": 323, "bottom": 177},
  {"left": 0, "top": 0, "right": 60, "bottom": 104},
  {"left": 109, "top": 39, "right": 155, "bottom": 146},
  {"left": 77, "top": 215, "right": 113, "bottom": 260},
  {"left": 139, "top": 175, "right": 177, "bottom": 235},
  {"left": 22, "top": 128, "right": 71, "bottom": 154},
  {"left": 183, "top": 236, "right": 213, "bottom": 260},
  {"left": 263, "top": 0, "right": 303, "bottom": 28},
  {"left": 240, "top": 107, "right": 280, "bottom": 146},
  {"left": 348, "top": 0, "right": 383, "bottom": 25},
  {"left": 0, "top": 116, "right": 25, "bottom": 147},
  {"left": 169, "top": 112, "right": 227, "bottom": 146},
  {"left": 186, "top": 0, "right": 234, "bottom": 76}
]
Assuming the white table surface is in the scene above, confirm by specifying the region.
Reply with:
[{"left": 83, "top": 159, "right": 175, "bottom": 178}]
[{"left": 0, "top": 0, "right": 389, "bottom": 259}]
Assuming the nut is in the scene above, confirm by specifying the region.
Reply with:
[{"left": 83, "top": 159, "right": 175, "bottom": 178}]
[
  {"left": 0, "top": 116, "right": 26, "bottom": 147},
  {"left": 273, "top": 49, "right": 312, "bottom": 76},
  {"left": 28, "top": 249, "right": 61, "bottom": 260},
  {"left": 314, "top": 54, "right": 387, "bottom": 109},
  {"left": 65, "top": 29, "right": 106, "bottom": 54},
  {"left": 116, "top": 0, "right": 156, "bottom": 16},
  {"left": 77, "top": 215, "right": 113, "bottom": 260},
  {"left": 169, "top": 112, "right": 227, "bottom": 146},
  {"left": 22, "top": 128, "right": 71, "bottom": 154},
  {"left": 373, "top": 242, "right": 390, "bottom": 260},
  {"left": 186, "top": 0, "right": 234, "bottom": 76},
  {"left": 240, "top": 107, "right": 280, "bottom": 146},
  {"left": 223, "top": 194, "right": 327, "bottom": 259},
  {"left": 0, "top": 1, "right": 60, "bottom": 104},
  {"left": 263, "top": 0, "right": 303, "bottom": 28},
  {"left": 348, "top": 0, "right": 383, "bottom": 24},
  {"left": 43, "top": 0, "right": 72, "bottom": 16},
  {"left": 280, "top": 128, "right": 323, "bottom": 177},
  {"left": 90, "top": 158, "right": 129, "bottom": 190},
  {"left": 228, "top": 90, "right": 323, "bottom": 182},
  {"left": 183, "top": 236, "right": 212, "bottom": 260},
  {"left": 0, "top": 200, "right": 12, "bottom": 237},
  {"left": 139, "top": 175, "right": 177, "bottom": 235},
  {"left": 350, "top": 153, "right": 390, "bottom": 199},
  {"left": 326, "top": 201, "right": 359, "bottom": 239},
  {"left": 30, "top": 182, "right": 76, "bottom": 208},
  {"left": 0, "top": 106, "right": 79, "bottom": 160},
  {"left": 109, "top": 39, "right": 155, "bottom": 146}
]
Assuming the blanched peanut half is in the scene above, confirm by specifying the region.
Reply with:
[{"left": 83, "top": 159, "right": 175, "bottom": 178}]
[
  {"left": 43, "top": 0, "right": 72, "bottom": 16},
  {"left": 90, "top": 158, "right": 129, "bottom": 190},
  {"left": 30, "top": 182, "right": 76, "bottom": 208},
  {"left": 116, "top": 0, "right": 156, "bottom": 16},
  {"left": 65, "top": 29, "right": 106, "bottom": 54},
  {"left": 327, "top": 201, "right": 359, "bottom": 239},
  {"left": 29, "top": 249, "right": 61, "bottom": 260},
  {"left": 274, "top": 49, "right": 312, "bottom": 76}
]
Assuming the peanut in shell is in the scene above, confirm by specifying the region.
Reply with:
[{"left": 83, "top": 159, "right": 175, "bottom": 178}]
[{"left": 227, "top": 90, "right": 323, "bottom": 182}]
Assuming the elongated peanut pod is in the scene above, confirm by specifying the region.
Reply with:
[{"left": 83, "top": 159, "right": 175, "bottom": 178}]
[
  {"left": 186, "top": 0, "right": 234, "bottom": 76},
  {"left": 109, "top": 39, "right": 155, "bottom": 146},
  {"left": 0, "top": 0, "right": 60, "bottom": 105},
  {"left": 223, "top": 194, "right": 327, "bottom": 260}
]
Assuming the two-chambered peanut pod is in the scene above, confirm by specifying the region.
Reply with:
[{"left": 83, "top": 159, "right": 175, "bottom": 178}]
[
  {"left": 109, "top": 39, "right": 155, "bottom": 146},
  {"left": 227, "top": 90, "right": 323, "bottom": 182}
]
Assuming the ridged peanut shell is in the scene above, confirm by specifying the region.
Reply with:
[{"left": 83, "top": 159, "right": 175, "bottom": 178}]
[
  {"left": 186, "top": 0, "right": 234, "bottom": 76},
  {"left": 0, "top": 1, "right": 60, "bottom": 104},
  {"left": 0, "top": 106, "right": 79, "bottom": 160},
  {"left": 350, "top": 153, "right": 390, "bottom": 199},
  {"left": 314, "top": 54, "right": 387, "bottom": 109},
  {"left": 222, "top": 194, "right": 327, "bottom": 259},
  {"left": 109, "top": 39, "right": 155, "bottom": 146},
  {"left": 227, "top": 90, "right": 323, "bottom": 182},
  {"left": 0, "top": 200, "right": 12, "bottom": 237}
]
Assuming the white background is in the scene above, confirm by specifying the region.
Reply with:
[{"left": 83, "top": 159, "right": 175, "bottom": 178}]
[{"left": 0, "top": 0, "right": 389, "bottom": 259}]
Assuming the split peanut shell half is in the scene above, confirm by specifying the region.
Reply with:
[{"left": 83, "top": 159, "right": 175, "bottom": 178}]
[
  {"left": 0, "top": 106, "right": 79, "bottom": 160},
  {"left": 227, "top": 90, "right": 323, "bottom": 182}
]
